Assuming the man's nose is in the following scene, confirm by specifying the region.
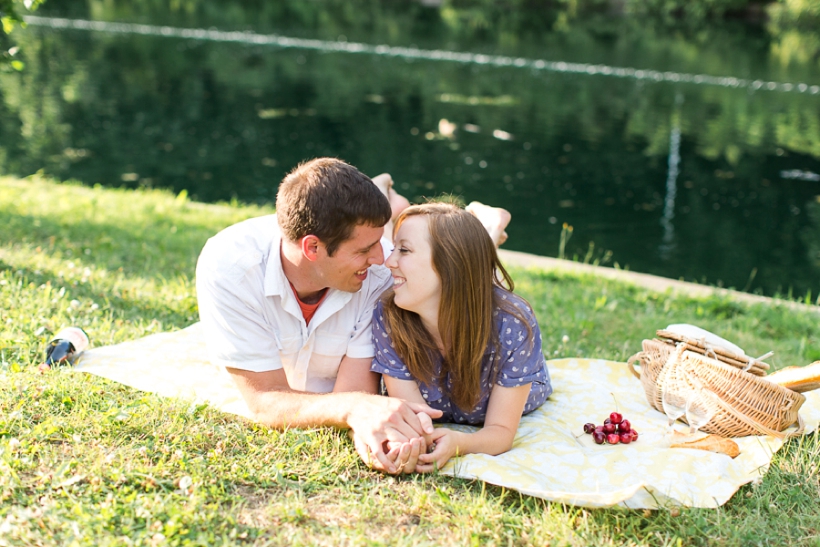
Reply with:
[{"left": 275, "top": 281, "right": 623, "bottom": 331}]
[{"left": 370, "top": 243, "right": 385, "bottom": 265}]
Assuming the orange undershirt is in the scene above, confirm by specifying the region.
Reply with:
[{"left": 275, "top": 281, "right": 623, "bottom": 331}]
[{"left": 290, "top": 283, "right": 329, "bottom": 325}]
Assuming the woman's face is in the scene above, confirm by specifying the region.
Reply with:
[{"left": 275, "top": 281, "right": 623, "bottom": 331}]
[{"left": 385, "top": 215, "right": 442, "bottom": 318}]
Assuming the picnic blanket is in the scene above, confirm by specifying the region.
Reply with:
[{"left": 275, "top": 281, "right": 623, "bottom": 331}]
[{"left": 75, "top": 322, "right": 820, "bottom": 509}]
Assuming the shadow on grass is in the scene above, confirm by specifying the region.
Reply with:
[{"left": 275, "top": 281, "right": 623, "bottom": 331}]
[
  {"left": 1, "top": 261, "right": 198, "bottom": 330},
  {"left": 0, "top": 207, "right": 217, "bottom": 281}
]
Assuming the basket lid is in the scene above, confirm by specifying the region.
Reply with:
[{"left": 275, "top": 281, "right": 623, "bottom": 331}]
[{"left": 656, "top": 330, "right": 770, "bottom": 376}]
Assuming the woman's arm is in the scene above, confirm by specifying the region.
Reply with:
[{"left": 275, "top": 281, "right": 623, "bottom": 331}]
[
  {"left": 416, "top": 383, "right": 531, "bottom": 472},
  {"left": 383, "top": 375, "right": 429, "bottom": 406}
]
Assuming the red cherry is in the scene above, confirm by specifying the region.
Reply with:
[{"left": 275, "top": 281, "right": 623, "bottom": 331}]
[
  {"left": 610, "top": 412, "right": 623, "bottom": 425},
  {"left": 594, "top": 426, "right": 605, "bottom": 435},
  {"left": 620, "top": 432, "right": 632, "bottom": 444},
  {"left": 631, "top": 430, "right": 639, "bottom": 441},
  {"left": 606, "top": 433, "right": 620, "bottom": 444},
  {"left": 603, "top": 423, "right": 616, "bottom": 434},
  {"left": 604, "top": 418, "right": 612, "bottom": 425},
  {"left": 583, "top": 423, "right": 596, "bottom": 434},
  {"left": 619, "top": 420, "right": 631, "bottom": 433},
  {"left": 592, "top": 431, "right": 606, "bottom": 444}
]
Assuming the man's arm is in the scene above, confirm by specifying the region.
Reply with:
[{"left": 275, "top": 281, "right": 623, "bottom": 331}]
[{"left": 226, "top": 360, "right": 440, "bottom": 474}]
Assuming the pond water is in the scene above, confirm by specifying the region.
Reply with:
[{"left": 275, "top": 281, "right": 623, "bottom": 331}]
[{"left": 5, "top": 0, "right": 820, "bottom": 298}]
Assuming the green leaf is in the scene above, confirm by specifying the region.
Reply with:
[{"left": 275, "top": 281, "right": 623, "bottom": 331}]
[
  {"left": 436, "top": 486, "right": 451, "bottom": 503},
  {"left": 1, "top": 17, "right": 14, "bottom": 35}
]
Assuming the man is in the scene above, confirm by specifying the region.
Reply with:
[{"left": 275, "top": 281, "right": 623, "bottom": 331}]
[{"left": 196, "top": 158, "right": 437, "bottom": 474}]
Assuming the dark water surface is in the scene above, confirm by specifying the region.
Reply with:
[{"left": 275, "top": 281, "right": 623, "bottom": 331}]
[{"left": 5, "top": 0, "right": 820, "bottom": 298}]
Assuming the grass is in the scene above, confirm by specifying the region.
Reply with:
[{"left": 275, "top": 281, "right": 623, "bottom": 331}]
[{"left": 2, "top": 175, "right": 820, "bottom": 546}]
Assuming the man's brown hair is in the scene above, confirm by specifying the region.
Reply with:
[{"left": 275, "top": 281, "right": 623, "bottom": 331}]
[
  {"left": 380, "top": 203, "right": 534, "bottom": 412},
  {"left": 276, "top": 158, "right": 391, "bottom": 256}
]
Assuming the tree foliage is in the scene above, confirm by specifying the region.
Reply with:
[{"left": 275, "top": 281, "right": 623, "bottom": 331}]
[{"left": 1, "top": 0, "right": 44, "bottom": 70}]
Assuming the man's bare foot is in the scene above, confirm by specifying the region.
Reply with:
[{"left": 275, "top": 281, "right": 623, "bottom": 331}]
[
  {"left": 466, "top": 201, "right": 511, "bottom": 247},
  {"left": 372, "top": 173, "right": 411, "bottom": 241}
]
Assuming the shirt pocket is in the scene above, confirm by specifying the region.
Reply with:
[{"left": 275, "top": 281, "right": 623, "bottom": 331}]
[{"left": 277, "top": 334, "right": 303, "bottom": 356}]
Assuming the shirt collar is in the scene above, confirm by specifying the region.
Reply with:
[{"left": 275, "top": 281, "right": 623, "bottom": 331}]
[
  {"left": 263, "top": 225, "right": 289, "bottom": 298},
  {"left": 263, "top": 226, "right": 355, "bottom": 325}
]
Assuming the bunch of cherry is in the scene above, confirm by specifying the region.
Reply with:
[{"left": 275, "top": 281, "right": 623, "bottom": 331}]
[{"left": 583, "top": 412, "right": 639, "bottom": 445}]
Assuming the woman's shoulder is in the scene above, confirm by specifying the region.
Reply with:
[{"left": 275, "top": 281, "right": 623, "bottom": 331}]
[
  {"left": 492, "top": 286, "right": 535, "bottom": 317},
  {"left": 371, "top": 299, "right": 390, "bottom": 329}
]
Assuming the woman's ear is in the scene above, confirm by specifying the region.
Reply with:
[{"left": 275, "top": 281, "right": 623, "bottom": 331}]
[{"left": 301, "top": 235, "right": 321, "bottom": 261}]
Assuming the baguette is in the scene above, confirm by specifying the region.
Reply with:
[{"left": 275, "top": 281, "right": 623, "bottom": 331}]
[
  {"left": 670, "top": 434, "right": 740, "bottom": 458},
  {"left": 763, "top": 361, "right": 820, "bottom": 393}
]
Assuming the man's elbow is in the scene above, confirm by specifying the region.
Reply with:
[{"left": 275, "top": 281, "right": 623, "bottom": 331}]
[
  {"left": 246, "top": 406, "right": 290, "bottom": 430},
  {"left": 226, "top": 367, "right": 294, "bottom": 428},
  {"left": 238, "top": 390, "right": 288, "bottom": 429},
  {"left": 243, "top": 401, "right": 272, "bottom": 427}
]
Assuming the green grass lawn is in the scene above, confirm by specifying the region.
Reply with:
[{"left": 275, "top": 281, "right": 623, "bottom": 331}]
[{"left": 2, "top": 175, "right": 820, "bottom": 546}]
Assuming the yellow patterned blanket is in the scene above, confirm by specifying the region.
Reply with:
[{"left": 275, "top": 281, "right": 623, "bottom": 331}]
[{"left": 76, "top": 322, "right": 820, "bottom": 509}]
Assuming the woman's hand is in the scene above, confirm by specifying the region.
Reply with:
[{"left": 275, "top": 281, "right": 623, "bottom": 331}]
[
  {"left": 415, "top": 428, "right": 461, "bottom": 473},
  {"left": 381, "top": 410, "right": 436, "bottom": 474},
  {"left": 413, "top": 384, "right": 532, "bottom": 472},
  {"left": 345, "top": 394, "right": 440, "bottom": 474}
]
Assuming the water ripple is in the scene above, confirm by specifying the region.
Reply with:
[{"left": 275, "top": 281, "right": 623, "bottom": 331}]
[{"left": 24, "top": 15, "right": 820, "bottom": 95}]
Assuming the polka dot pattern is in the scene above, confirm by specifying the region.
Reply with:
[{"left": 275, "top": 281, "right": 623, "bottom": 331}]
[{"left": 371, "top": 289, "right": 552, "bottom": 425}]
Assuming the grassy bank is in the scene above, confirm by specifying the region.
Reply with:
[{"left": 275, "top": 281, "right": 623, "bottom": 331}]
[{"left": 2, "top": 175, "right": 820, "bottom": 546}]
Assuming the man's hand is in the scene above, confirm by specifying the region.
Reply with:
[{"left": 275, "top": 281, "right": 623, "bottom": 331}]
[
  {"left": 225, "top": 365, "right": 443, "bottom": 474},
  {"left": 374, "top": 411, "right": 438, "bottom": 474},
  {"left": 346, "top": 396, "right": 440, "bottom": 474},
  {"left": 385, "top": 438, "right": 424, "bottom": 474}
]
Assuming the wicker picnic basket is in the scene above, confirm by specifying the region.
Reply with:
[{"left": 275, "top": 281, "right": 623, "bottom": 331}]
[{"left": 627, "top": 332, "right": 805, "bottom": 438}]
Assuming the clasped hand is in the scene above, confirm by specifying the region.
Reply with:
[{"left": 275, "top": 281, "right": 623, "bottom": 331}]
[
  {"left": 347, "top": 396, "right": 441, "bottom": 474},
  {"left": 385, "top": 421, "right": 460, "bottom": 474}
]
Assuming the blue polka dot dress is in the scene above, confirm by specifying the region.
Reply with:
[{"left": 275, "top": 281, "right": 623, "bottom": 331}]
[{"left": 370, "top": 289, "right": 552, "bottom": 425}]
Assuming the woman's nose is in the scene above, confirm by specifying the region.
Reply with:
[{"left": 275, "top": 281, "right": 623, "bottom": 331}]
[{"left": 384, "top": 247, "right": 398, "bottom": 268}]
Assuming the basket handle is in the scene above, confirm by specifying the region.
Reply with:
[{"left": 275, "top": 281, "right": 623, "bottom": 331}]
[
  {"left": 709, "top": 394, "right": 805, "bottom": 439},
  {"left": 626, "top": 352, "right": 644, "bottom": 380},
  {"left": 792, "top": 414, "right": 806, "bottom": 438}
]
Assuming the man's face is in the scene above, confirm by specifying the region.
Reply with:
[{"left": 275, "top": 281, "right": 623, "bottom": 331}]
[{"left": 316, "top": 223, "right": 386, "bottom": 293}]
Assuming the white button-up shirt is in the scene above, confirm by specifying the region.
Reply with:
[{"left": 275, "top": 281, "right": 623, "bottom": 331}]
[{"left": 196, "top": 214, "right": 393, "bottom": 393}]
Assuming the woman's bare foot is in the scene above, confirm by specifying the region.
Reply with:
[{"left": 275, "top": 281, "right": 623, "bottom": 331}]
[
  {"left": 466, "top": 201, "right": 511, "bottom": 247},
  {"left": 371, "top": 173, "right": 411, "bottom": 240}
]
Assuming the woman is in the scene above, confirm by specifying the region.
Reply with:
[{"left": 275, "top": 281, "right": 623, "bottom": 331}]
[{"left": 371, "top": 203, "right": 553, "bottom": 473}]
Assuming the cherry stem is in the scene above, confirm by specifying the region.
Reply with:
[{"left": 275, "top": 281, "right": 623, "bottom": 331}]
[{"left": 610, "top": 392, "right": 620, "bottom": 413}]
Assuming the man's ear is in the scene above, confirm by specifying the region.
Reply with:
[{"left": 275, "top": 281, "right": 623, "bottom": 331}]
[{"left": 301, "top": 235, "right": 321, "bottom": 261}]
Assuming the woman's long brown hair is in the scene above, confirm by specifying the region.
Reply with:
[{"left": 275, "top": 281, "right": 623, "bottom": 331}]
[{"left": 381, "top": 203, "right": 533, "bottom": 412}]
